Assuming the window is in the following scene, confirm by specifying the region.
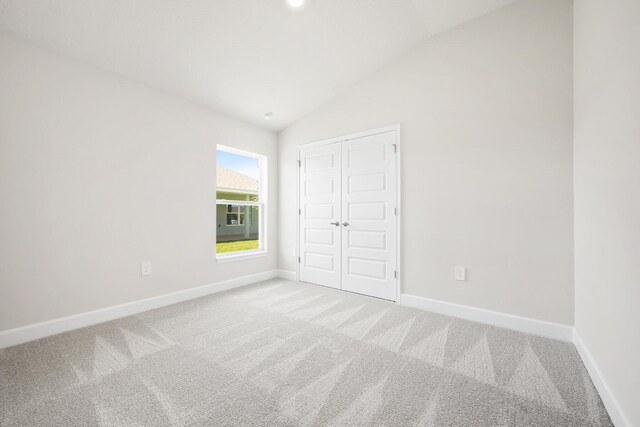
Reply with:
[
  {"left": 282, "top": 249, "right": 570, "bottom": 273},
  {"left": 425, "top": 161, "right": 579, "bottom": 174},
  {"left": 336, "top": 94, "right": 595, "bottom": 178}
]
[
  {"left": 216, "top": 145, "right": 266, "bottom": 260},
  {"left": 226, "top": 205, "right": 245, "bottom": 225}
]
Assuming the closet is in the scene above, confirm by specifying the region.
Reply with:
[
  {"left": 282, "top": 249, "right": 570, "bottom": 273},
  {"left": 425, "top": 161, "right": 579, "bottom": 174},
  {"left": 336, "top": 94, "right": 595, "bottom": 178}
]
[{"left": 297, "top": 127, "right": 399, "bottom": 301}]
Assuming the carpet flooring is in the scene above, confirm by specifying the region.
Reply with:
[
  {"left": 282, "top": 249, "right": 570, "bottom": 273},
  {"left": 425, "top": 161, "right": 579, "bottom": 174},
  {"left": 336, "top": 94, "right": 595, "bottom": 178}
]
[{"left": 1, "top": 279, "right": 612, "bottom": 426}]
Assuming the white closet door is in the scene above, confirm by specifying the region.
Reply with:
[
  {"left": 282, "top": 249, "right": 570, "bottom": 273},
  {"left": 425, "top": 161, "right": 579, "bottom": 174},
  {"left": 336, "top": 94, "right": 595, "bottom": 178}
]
[
  {"left": 341, "top": 132, "right": 397, "bottom": 301},
  {"left": 299, "top": 142, "right": 342, "bottom": 289}
]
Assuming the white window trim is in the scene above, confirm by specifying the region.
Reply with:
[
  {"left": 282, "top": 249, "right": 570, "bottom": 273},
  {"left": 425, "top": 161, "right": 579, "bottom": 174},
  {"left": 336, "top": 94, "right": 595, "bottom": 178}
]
[
  {"left": 216, "top": 145, "right": 267, "bottom": 262},
  {"left": 216, "top": 249, "right": 268, "bottom": 264}
]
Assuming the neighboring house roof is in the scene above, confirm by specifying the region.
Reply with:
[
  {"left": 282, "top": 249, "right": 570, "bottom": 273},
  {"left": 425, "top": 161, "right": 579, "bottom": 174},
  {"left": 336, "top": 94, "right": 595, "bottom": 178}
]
[{"left": 217, "top": 165, "right": 258, "bottom": 193}]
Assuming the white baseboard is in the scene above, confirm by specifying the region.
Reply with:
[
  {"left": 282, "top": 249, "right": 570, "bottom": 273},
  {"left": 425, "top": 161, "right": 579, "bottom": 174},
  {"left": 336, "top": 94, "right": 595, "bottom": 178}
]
[
  {"left": 277, "top": 270, "right": 297, "bottom": 281},
  {"left": 573, "top": 330, "right": 630, "bottom": 427},
  {"left": 0, "top": 270, "right": 279, "bottom": 349},
  {"left": 400, "top": 293, "right": 573, "bottom": 342}
]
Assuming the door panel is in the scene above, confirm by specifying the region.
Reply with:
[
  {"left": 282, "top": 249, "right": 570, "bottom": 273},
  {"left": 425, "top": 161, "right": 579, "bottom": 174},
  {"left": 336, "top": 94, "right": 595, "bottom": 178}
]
[
  {"left": 305, "top": 203, "right": 334, "bottom": 219},
  {"left": 341, "top": 132, "right": 397, "bottom": 301},
  {"left": 299, "top": 143, "right": 341, "bottom": 289},
  {"left": 305, "top": 252, "right": 334, "bottom": 271},
  {"left": 348, "top": 202, "right": 387, "bottom": 220},
  {"left": 305, "top": 228, "right": 334, "bottom": 245},
  {"left": 305, "top": 178, "right": 335, "bottom": 196},
  {"left": 348, "top": 230, "right": 386, "bottom": 250},
  {"left": 348, "top": 172, "right": 387, "bottom": 193},
  {"left": 347, "top": 257, "right": 387, "bottom": 279}
]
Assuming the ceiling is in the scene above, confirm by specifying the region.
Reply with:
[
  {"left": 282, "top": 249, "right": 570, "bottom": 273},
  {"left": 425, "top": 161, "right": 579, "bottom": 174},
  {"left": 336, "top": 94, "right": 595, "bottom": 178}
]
[{"left": 0, "top": 0, "right": 516, "bottom": 131}]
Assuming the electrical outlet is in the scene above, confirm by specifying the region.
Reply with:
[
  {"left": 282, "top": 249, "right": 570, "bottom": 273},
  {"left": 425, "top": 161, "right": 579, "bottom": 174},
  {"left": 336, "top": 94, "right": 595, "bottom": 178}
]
[
  {"left": 454, "top": 266, "right": 466, "bottom": 281},
  {"left": 141, "top": 262, "right": 152, "bottom": 276}
]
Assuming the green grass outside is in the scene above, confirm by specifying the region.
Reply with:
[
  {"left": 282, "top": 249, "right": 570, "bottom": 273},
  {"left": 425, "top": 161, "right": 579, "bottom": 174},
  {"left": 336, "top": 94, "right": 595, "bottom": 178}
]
[{"left": 216, "top": 239, "right": 259, "bottom": 253}]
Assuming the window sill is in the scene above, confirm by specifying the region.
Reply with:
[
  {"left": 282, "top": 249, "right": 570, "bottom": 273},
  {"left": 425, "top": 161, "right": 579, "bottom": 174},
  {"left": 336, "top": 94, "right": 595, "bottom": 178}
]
[{"left": 216, "top": 250, "right": 268, "bottom": 264}]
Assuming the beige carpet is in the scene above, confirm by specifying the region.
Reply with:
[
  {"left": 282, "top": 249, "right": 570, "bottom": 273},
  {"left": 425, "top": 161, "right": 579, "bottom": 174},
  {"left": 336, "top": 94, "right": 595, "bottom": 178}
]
[{"left": 1, "top": 279, "right": 612, "bottom": 426}]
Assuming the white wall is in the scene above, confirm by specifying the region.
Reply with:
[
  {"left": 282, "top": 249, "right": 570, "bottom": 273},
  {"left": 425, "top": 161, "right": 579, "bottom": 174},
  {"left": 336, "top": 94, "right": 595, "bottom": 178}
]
[
  {"left": 278, "top": 0, "right": 574, "bottom": 325},
  {"left": 0, "top": 35, "right": 278, "bottom": 331},
  {"left": 574, "top": 0, "right": 640, "bottom": 424}
]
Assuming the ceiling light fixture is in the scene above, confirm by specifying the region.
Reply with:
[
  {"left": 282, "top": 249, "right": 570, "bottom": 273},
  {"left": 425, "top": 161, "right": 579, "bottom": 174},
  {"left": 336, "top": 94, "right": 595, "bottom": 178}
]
[
  {"left": 287, "top": 0, "right": 304, "bottom": 8},
  {"left": 264, "top": 112, "right": 274, "bottom": 120}
]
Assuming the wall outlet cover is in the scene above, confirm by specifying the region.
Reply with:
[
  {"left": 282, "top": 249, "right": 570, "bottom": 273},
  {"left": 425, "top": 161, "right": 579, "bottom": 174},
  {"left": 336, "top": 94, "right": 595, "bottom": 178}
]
[
  {"left": 454, "top": 266, "right": 466, "bottom": 281},
  {"left": 141, "top": 262, "right": 152, "bottom": 276}
]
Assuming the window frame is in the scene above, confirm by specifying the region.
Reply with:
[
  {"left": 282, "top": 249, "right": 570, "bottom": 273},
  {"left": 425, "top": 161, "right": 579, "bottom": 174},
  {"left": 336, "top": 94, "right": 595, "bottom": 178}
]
[
  {"left": 226, "top": 204, "right": 246, "bottom": 226},
  {"left": 216, "top": 145, "right": 267, "bottom": 262}
]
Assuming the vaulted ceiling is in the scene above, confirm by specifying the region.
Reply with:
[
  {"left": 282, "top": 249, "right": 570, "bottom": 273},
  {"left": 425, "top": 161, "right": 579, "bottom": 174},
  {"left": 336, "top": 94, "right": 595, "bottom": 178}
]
[{"left": 0, "top": 0, "right": 516, "bottom": 131}]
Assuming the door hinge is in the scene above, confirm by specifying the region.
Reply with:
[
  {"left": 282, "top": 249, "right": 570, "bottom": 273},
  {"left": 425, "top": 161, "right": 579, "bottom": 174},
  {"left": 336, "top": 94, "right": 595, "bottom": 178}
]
[
  {"left": 297, "top": 160, "right": 301, "bottom": 167},
  {"left": 392, "top": 144, "right": 397, "bottom": 153},
  {"left": 299, "top": 209, "right": 301, "bottom": 215},
  {"left": 394, "top": 270, "right": 397, "bottom": 279},
  {"left": 394, "top": 207, "right": 398, "bottom": 216},
  {"left": 298, "top": 256, "right": 301, "bottom": 263}
]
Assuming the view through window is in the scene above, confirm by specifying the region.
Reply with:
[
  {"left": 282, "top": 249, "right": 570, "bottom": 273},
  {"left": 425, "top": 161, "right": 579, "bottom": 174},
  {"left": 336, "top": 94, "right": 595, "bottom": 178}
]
[{"left": 216, "top": 146, "right": 265, "bottom": 256}]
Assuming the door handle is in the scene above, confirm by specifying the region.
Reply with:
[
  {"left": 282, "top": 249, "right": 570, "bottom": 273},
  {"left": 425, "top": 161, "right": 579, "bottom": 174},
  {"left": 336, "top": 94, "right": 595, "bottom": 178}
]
[
  {"left": 329, "top": 221, "right": 340, "bottom": 226},
  {"left": 342, "top": 222, "right": 350, "bottom": 227}
]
